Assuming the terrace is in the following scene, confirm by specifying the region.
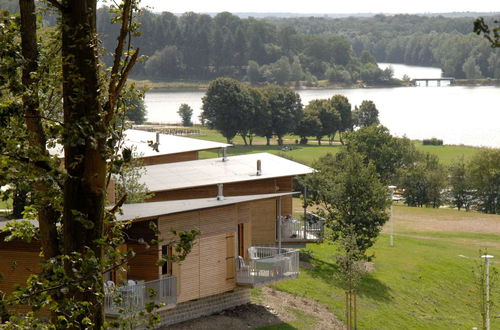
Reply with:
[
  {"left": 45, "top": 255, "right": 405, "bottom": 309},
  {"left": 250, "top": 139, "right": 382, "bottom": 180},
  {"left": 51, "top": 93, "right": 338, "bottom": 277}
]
[
  {"left": 236, "top": 247, "right": 299, "bottom": 287},
  {"left": 278, "top": 212, "right": 325, "bottom": 243},
  {"left": 104, "top": 276, "right": 177, "bottom": 316}
]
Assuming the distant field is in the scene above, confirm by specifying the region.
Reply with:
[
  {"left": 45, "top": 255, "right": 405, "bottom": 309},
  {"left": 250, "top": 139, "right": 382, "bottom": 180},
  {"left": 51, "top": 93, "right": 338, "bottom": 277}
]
[
  {"left": 271, "top": 204, "right": 500, "bottom": 329},
  {"left": 415, "top": 144, "right": 484, "bottom": 165},
  {"left": 195, "top": 128, "right": 485, "bottom": 166},
  {"left": 128, "top": 79, "right": 209, "bottom": 91},
  {"left": 0, "top": 199, "right": 11, "bottom": 210}
]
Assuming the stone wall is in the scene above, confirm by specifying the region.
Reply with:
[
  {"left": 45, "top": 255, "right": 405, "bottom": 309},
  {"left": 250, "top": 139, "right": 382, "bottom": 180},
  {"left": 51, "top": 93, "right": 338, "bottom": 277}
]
[{"left": 157, "top": 288, "right": 250, "bottom": 327}]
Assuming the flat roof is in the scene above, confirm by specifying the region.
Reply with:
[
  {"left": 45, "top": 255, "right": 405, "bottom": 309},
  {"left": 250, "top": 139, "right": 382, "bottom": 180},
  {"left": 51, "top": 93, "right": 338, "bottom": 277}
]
[
  {"left": 117, "top": 192, "right": 297, "bottom": 221},
  {"left": 140, "top": 152, "right": 314, "bottom": 192},
  {"left": 48, "top": 129, "right": 231, "bottom": 158},
  {"left": 0, "top": 192, "right": 297, "bottom": 229},
  {"left": 122, "top": 129, "right": 231, "bottom": 158}
]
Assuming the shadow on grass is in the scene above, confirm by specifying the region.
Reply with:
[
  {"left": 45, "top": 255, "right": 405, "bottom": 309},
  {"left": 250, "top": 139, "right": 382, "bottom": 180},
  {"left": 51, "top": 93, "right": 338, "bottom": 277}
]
[
  {"left": 258, "top": 324, "right": 299, "bottom": 330},
  {"left": 304, "top": 256, "right": 392, "bottom": 302}
]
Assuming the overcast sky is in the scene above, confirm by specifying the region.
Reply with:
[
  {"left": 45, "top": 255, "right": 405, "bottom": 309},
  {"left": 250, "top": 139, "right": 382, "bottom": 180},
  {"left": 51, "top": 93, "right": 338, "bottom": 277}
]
[{"left": 138, "top": 0, "right": 500, "bottom": 14}]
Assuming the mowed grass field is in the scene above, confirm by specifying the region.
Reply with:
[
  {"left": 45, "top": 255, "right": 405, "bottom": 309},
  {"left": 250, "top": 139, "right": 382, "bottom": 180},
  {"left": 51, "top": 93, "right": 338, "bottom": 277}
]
[
  {"left": 268, "top": 204, "right": 500, "bottom": 329},
  {"left": 194, "top": 128, "right": 484, "bottom": 166}
]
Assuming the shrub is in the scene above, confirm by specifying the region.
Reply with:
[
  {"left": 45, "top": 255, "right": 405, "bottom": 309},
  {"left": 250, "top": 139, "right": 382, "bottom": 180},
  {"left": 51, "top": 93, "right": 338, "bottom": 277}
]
[{"left": 422, "top": 138, "right": 443, "bottom": 146}]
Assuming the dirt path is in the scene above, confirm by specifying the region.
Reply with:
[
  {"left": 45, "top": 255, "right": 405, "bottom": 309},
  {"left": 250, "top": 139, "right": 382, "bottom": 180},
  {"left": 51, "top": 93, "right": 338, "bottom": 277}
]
[{"left": 164, "top": 287, "right": 344, "bottom": 330}]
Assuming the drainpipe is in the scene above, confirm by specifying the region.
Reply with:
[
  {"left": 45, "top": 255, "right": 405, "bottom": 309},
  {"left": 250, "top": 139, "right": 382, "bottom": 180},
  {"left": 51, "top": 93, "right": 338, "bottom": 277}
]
[
  {"left": 277, "top": 196, "right": 282, "bottom": 253},
  {"left": 217, "top": 183, "right": 224, "bottom": 201},
  {"left": 303, "top": 186, "right": 307, "bottom": 240},
  {"left": 222, "top": 147, "right": 228, "bottom": 162}
]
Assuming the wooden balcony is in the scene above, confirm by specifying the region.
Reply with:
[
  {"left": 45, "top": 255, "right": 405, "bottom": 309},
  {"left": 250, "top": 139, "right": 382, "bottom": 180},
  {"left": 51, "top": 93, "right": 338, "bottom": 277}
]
[
  {"left": 105, "top": 276, "right": 177, "bottom": 316},
  {"left": 236, "top": 247, "right": 299, "bottom": 287},
  {"left": 278, "top": 212, "right": 325, "bottom": 243}
]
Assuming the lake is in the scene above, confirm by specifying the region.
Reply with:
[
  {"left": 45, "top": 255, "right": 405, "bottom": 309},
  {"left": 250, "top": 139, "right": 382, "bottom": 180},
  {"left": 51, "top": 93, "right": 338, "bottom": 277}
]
[{"left": 144, "top": 64, "right": 500, "bottom": 148}]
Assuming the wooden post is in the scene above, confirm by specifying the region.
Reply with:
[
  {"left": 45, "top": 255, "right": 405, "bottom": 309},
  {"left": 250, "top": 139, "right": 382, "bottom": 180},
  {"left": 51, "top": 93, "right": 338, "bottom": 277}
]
[
  {"left": 278, "top": 197, "right": 282, "bottom": 253},
  {"left": 303, "top": 186, "right": 307, "bottom": 240}
]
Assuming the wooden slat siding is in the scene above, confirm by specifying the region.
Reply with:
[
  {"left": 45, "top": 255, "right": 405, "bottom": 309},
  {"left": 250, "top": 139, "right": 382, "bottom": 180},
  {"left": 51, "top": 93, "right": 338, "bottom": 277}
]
[
  {"left": 177, "top": 242, "right": 200, "bottom": 303},
  {"left": 281, "top": 195, "right": 293, "bottom": 217},
  {"left": 127, "top": 243, "right": 160, "bottom": 282},
  {"left": 225, "top": 233, "right": 236, "bottom": 281},
  {"left": 250, "top": 198, "right": 277, "bottom": 245},
  {"left": 106, "top": 178, "right": 116, "bottom": 205},
  {"left": 199, "top": 234, "right": 233, "bottom": 298},
  {"left": 0, "top": 249, "right": 41, "bottom": 297},
  {"left": 159, "top": 211, "right": 200, "bottom": 242},
  {"left": 147, "top": 176, "right": 296, "bottom": 203},
  {"left": 237, "top": 203, "right": 251, "bottom": 224},
  {"left": 158, "top": 206, "right": 240, "bottom": 304},
  {"left": 199, "top": 205, "right": 237, "bottom": 237},
  {"left": 141, "top": 151, "right": 198, "bottom": 166},
  {"left": 242, "top": 223, "right": 252, "bottom": 259}
]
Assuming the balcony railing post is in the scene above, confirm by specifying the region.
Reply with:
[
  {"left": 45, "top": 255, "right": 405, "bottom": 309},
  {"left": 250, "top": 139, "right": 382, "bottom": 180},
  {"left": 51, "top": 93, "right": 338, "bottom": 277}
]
[{"left": 105, "top": 276, "right": 177, "bottom": 316}]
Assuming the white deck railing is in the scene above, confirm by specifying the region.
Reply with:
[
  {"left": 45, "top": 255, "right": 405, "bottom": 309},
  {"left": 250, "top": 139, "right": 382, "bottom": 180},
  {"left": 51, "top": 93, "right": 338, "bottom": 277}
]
[
  {"left": 279, "top": 213, "right": 325, "bottom": 242},
  {"left": 105, "top": 276, "right": 176, "bottom": 316},
  {"left": 236, "top": 247, "right": 299, "bottom": 287}
]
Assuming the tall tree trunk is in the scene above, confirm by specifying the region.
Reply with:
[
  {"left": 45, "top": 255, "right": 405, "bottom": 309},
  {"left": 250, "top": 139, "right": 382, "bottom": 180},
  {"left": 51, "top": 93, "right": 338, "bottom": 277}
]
[
  {"left": 61, "top": 0, "right": 106, "bottom": 325},
  {"left": 240, "top": 133, "right": 248, "bottom": 146},
  {"left": 19, "top": 0, "right": 60, "bottom": 259},
  {"left": 266, "top": 135, "right": 271, "bottom": 145}
]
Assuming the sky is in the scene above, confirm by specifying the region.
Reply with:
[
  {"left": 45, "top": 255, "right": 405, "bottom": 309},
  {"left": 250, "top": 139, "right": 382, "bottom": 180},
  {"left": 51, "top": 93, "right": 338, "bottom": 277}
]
[{"left": 138, "top": 0, "right": 500, "bottom": 14}]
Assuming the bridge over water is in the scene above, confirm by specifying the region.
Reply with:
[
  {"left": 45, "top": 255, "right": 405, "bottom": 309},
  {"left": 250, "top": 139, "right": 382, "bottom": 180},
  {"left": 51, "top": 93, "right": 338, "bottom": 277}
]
[{"left": 411, "top": 77, "right": 455, "bottom": 86}]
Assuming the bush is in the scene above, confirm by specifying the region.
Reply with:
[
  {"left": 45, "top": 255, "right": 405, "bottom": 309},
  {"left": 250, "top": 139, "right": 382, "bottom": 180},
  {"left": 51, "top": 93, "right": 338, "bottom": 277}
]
[{"left": 422, "top": 138, "right": 443, "bottom": 146}]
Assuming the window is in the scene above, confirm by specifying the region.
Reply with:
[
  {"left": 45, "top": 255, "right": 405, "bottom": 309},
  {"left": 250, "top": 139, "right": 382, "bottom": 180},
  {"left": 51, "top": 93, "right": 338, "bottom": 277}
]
[{"left": 161, "top": 245, "right": 173, "bottom": 276}]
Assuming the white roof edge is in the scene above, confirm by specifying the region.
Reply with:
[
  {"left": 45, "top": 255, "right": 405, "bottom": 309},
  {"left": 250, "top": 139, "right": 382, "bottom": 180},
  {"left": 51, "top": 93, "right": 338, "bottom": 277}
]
[
  {"left": 141, "top": 152, "right": 314, "bottom": 192},
  {"left": 117, "top": 191, "right": 299, "bottom": 222}
]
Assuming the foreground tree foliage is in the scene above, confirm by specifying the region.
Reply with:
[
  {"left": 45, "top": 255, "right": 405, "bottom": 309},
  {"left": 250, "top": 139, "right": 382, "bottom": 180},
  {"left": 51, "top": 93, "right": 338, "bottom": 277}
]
[
  {"left": 201, "top": 79, "right": 303, "bottom": 145},
  {"left": 399, "top": 154, "right": 447, "bottom": 208},
  {"left": 467, "top": 149, "right": 500, "bottom": 214},
  {"left": 344, "top": 125, "right": 419, "bottom": 183},
  {"left": 0, "top": 1, "right": 197, "bottom": 328},
  {"left": 302, "top": 151, "right": 390, "bottom": 258},
  {"left": 201, "top": 77, "right": 253, "bottom": 144}
]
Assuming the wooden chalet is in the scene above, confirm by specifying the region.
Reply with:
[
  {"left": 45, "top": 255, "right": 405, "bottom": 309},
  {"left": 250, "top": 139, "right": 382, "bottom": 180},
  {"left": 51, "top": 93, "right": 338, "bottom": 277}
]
[{"left": 0, "top": 132, "right": 325, "bottom": 327}]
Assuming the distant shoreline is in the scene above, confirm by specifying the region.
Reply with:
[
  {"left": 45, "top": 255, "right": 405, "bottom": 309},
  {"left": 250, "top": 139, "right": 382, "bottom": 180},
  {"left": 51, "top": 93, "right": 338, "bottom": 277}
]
[{"left": 131, "top": 78, "right": 500, "bottom": 92}]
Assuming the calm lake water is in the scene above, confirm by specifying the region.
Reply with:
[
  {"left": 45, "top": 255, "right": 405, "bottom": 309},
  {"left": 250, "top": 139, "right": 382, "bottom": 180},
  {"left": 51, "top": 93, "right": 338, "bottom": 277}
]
[{"left": 145, "top": 64, "right": 500, "bottom": 148}]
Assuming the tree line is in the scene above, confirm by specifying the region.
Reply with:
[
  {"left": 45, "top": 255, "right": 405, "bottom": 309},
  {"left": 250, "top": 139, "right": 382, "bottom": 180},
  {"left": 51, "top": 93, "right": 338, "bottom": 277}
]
[
  {"left": 310, "top": 125, "right": 500, "bottom": 215},
  {"left": 95, "top": 9, "right": 393, "bottom": 85},
  {"left": 267, "top": 14, "right": 500, "bottom": 79},
  {"left": 201, "top": 78, "right": 379, "bottom": 145},
  {"left": 8, "top": 3, "right": 497, "bottom": 81}
]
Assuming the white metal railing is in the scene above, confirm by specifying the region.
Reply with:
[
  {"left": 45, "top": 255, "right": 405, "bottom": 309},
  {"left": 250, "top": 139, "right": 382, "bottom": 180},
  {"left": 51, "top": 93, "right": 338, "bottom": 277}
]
[
  {"left": 105, "top": 276, "right": 176, "bottom": 316},
  {"left": 236, "top": 247, "right": 299, "bottom": 286},
  {"left": 279, "top": 213, "right": 325, "bottom": 242}
]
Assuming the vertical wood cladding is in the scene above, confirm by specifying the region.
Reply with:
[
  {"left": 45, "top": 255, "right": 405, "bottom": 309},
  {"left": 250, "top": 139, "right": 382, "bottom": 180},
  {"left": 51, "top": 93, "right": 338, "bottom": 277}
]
[
  {"left": 158, "top": 206, "right": 238, "bottom": 303},
  {"left": 0, "top": 240, "right": 41, "bottom": 297},
  {"left": 250, "top": 199, "right": 277, "bottom": 245},
  {"left": 141, "top": 151, "right": 198, "bottom": 166},
  {"left": 148, "top": 175, "right": 295, "bottom": 217},
  {"left": 127, "top": 243, "right": 160, "bottom": 282}
]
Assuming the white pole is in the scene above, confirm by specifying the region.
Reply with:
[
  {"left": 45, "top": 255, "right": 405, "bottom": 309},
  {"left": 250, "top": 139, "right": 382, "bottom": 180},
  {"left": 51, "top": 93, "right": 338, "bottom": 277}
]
[
  {"left": 388, "top": 186, "right": 396, "bottom": 247},
  {"left": 482, "top": 254, "right": 494, "bottom": 330}
]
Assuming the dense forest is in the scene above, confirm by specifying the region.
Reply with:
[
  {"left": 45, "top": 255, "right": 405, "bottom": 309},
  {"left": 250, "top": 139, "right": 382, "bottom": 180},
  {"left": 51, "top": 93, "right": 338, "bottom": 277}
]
[
  {"left": 96, "top": 9, "right": 395, "bottom": 85},
  {"left": 96, "top": 10, "right": 500, "bottom": 81},
  {"left": 2, "top": 1, "right": 500, "bottom": 81},
  {"left": 267, "top": 14, "right": 500, "bottom": 79}
]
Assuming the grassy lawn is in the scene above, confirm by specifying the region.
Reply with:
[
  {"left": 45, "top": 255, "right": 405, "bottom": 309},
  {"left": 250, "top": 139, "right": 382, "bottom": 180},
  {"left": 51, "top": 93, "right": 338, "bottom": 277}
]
[
  {"left": 0, "top": 198, "right": 11, "bottom": 210},
  {"left": 270, "top": 206, "right": 500, "bottom": 329},
  {"left": 258, "top": 308, "right": 320, "bottom": 330},
  {"left": 416, "top": 144, "right": 484, "bottom": 165},
  {"left": 193, "top": 128, "right": 484, "bottom": 166}
]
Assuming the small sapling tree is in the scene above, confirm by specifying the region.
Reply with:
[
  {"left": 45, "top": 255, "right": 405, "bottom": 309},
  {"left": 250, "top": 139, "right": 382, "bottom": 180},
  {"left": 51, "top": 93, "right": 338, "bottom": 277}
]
[{"left": 177, "top": 103, "right": 193, "bottom": 127}]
